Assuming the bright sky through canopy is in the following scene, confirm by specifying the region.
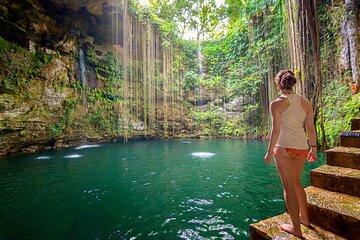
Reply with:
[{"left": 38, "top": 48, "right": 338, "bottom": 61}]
[
  {"left": 138, "top": 0, "right": 225, "bottom": 7},
  {"left": 137, "top": 0, "right": 226, "bottom": 40},
  {"left": 138, "top": 0, "right": 151, "bottom": 6}
]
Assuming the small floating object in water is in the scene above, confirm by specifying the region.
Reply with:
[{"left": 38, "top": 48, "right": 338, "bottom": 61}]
[
  {"left": 191, "top": 152, "right": 216, "bottom": 158},
  {"left": 182, "top": 140, "right": 192, "bottom": 144},
  {"left": 75, "top": 144, "right": 101, "bottom": 150},
  {"left": 64, "top": 154, "right": 83, "bottom": 159},
  {"left": 35, "top": 156, "right": 51, "bottom": 160}
]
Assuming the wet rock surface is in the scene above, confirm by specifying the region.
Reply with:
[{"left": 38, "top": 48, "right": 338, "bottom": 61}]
[
  {"left": 311, "top": 164, "right": 360, "bottom": 196},
  {"left": 250, "top": 213, "right": 346, "bottom": 240},
  {"left": 326, "top": 146, "right": 360, "bottom": 169},
  {"left": 0, "top": 77, "right": 67, "bottom": 155},
  {"left": 0, "top": 0, "right": 120, "bottom": 49},
  {"left": 352, "top": 118, "right": 360, "bottom": 131},
  {"left": 307, "top": 186, "right": 360, "bottom": 240},
  {"left": 340, "top": 131, "right": 360, "bottom": 147},
  {"left": 0, "top": 0, "right": 190, "bottom": 155}
]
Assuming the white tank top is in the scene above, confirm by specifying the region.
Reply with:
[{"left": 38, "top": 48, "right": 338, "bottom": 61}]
[{"left": 275, "top": 94, "right": 309, "bottom": 149}]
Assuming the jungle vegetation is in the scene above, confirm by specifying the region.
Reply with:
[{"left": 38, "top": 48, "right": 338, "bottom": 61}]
[
  {"left": 135, "top": 0, "right": 360, "bottom": 148},
  {"left": 0, "top": 0, "right": 359, "bottom": 150}
]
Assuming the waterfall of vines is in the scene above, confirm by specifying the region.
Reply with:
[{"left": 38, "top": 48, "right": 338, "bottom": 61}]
[{"left": 114, "top": 0, "right": 177, "bottom": 140}]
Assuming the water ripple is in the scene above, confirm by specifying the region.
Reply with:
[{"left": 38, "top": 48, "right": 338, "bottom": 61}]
[
  {"left": 161, "top": 217, "right": 177, "bottom": 227},
  {"left": 216, "top": 192, "right": 238, "bottom": 198},
  {"left": 187, "top": 198, "right": 213, "bottom": 206},
  {"left": 82, "top": 186, "right": 107, "bottom": 204},
  {"left": 64, "top": 154, "right": 82, "bottom": 159},
  {"left": 178, "top": 229, "right": 205, "bottom": 239},
  {"left": 188, "top": 216, "right": 224, "bottom": 225},
  {"left": 219, "top": 231, "right": 236, "bottom": 239},
  {"left": 34, "top": 156, "right": 51, "bottom": 160},
  {"left": 147, "top": 231, "right": 158, "bottom": 237},
  {"left": 191, "top": 152, "right": 216, "bottom": 158},
  {"left": 74, "top": 144, "right": 101, "bottom": 150}
]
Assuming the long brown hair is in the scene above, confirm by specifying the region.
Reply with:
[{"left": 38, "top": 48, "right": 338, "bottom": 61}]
[{"left": 275, "top": 70, "right": 297, "bottom": 90}]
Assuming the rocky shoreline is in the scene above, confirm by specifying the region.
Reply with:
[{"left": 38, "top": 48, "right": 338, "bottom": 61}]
[{"left": 0, "top": 132, "right": 264, "bottom": 157}]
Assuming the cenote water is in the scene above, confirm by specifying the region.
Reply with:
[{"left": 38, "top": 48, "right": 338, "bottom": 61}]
[{"left": 0, "top": 139, "right": 325, "bottom": 239}]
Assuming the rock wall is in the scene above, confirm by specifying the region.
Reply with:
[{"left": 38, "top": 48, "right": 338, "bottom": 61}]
[{"left": 0, "top": 0, "right": 191, "bottom": 155}]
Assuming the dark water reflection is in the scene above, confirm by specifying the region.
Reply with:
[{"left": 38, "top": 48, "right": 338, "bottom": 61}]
[{"left": 0, "top": 139, "right": 325, "bottom": 239}]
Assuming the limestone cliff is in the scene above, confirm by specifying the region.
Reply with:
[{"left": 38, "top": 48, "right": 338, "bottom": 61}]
[{"left": 0, "top": 0, "right": 194, "bottom": 155}]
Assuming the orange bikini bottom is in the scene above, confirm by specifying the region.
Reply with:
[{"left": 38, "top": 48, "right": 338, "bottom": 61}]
[{"left": 285, "top": 148, "right": 309, "bottom": 159}]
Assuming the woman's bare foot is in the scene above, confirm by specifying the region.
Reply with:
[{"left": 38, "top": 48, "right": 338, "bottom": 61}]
[
  {"left": 281, "top": 224, "right": 303, "bottom": 239},
  {"left": 300, "top": 214, "right": 310, "bottom": 227},
  {"left": 300, "top": 215, "right": 310, "bottom": 227},
  {"left": 300, "top": 220, "right": 310, "bottom": 227}
]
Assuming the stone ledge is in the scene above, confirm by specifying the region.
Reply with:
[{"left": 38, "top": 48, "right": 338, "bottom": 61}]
[
  {"left": 310, "top": 165, "right": 360, "bottom": 196},
  {"left": 351, "top": 119, "right": 360, "bottom": 131},
  {"left": 340, "top": 131, "right": 360, "bottom": 138},
  {"left": 340, "top": 131, "right": 360, "bottom": 147},
  {"left": 306, "top": 186, "right": 360, "bottom": 239},
  {"left": 326, "top": 147, "right": 360, "bottom": 169},
  {"left": 250, "top": 213, "right": 345, "bottom": 240}
]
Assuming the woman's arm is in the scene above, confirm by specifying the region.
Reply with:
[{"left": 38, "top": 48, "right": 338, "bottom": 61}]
[
  {"left": 264, "top": 101, "right": 281, "bottom": 164},
  {"left": 303, "top": 99, "right": 317, "bottom": 162}
]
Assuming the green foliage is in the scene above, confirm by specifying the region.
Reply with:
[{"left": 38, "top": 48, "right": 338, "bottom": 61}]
[
  {"left": 48, "top": 122, "right": 65, "bottom": 136},
  {"left": 317, "top": 2, "right": 360, "bottom": 148},
  {"left": 35, "top": 51, "right": 53, "bottom": 65},
  {"left": 0, "top": 37, "right": 52, "bottom": 92},
  {"left": 85, "top": 50, "right": 123, "bottom": 89},
  {"left": 43, "top": 46, "right": 126, "bottom": 137},
  {"left": 19, "top": 130, "right": 26, "bottom": 137},
  {"left": 191, "top": 110, "right": 243, "bottom": 136},
  {"left": 129, "top": 0, "right": 178, "bottom": 45},
  {"left": 319, "top": 80, "right": 360, "bottom": 147},
  {"left": 155, "top": 0, "right": 287, "bottom": 138},
  {"left": 3, "top": 0, "right": 354, "bottom": 144},
  {"left": 142, "top": 0, "right": 224, "bottom": 40},
  {"left": 176, "top": 39, "right": 199, "bottom": 71},
  {"left": 183, "top": 70, "right": 200, "bottom": 91},
  {"left": 64, "top": 97, "right": 78, "bottom": 106},
  {"left": 225, "top": 0, "right": 276, "bottom": 22},
  {"left": 199, "top": 5, "right": 285, "bottom": 136},
  {"left": 318, "top": 1, "right": 342, "bottom": 50}
]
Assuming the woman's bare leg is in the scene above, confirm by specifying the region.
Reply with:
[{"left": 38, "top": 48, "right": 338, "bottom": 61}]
[
  {"left": 293, "top": 155, "right": 309, "bottom": 226},
  {"left": 273, "top": 147, "right": 303, "bottom": 237}
]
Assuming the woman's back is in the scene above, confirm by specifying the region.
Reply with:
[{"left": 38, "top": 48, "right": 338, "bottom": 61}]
[{"left": 276, "top": 94, "right": 308, "bottom": 149}]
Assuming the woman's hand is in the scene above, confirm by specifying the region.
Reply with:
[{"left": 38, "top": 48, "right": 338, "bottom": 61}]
[
  {"left": 264, "top": 151, "right": 273, "bottom": 164},
  {"left": 307, "top": 148, "right": 317, "bottom": 162}
]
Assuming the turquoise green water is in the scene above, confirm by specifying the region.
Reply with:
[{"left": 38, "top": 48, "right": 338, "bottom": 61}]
[{"left": 0, "top": 139, "right": 325, "bottom": 239}]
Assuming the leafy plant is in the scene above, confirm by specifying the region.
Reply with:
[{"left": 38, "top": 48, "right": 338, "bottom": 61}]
[{"left": 319, "top": 79, "right": 360, "bottom": 147}]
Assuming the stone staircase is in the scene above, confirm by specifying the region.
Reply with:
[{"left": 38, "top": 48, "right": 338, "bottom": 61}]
[{"left": 250, "top": 118, "right": 360, "bottom": 240}]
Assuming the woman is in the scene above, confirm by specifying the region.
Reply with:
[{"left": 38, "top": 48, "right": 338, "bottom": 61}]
[{"left": 264, "top": 70, "right": 317, "bottom": 238}]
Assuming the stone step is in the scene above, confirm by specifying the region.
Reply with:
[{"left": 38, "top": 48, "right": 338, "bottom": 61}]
[
  {"left": 326, "top": 147, "right": 360, "bottom": 170},
  {"left": 310, "top": 165, "right": 360, "bottom": 197},
  {"left": 352, "top": 118, "right": 360, "bottom": 131},
  {"left": 249, "top": 212, "right": 346, "bottom": 240},
  {"left": 306, "top": 186, "right": 360, "bottom": 239},
  {"left": 340, "top": 131, "right": 360, "bottom": 148}
]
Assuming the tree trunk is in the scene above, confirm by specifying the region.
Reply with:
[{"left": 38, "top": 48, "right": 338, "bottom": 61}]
[{"left": 340, "top": 0, "right": 360, "bottom": 87}]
